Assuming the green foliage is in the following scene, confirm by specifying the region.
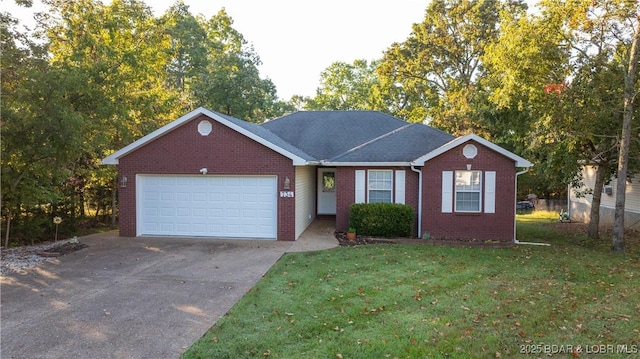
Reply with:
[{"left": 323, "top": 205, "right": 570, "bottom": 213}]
[
  {"left": 304, "top": 59, "right": 383, "bottom": 111},
  {"left": 190, "top": 9, "right": 292, "bottom": 123},
  {"left": 377, "top": 0, "right": 521, "bottom": 130},
  {"left": 349, "top": 203, "right": 414, "bottom": 237}
]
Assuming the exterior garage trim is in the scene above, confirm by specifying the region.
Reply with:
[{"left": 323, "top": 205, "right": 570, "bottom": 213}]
[{"left": 136, "top": 174, "right": 277, "bottom": 239}]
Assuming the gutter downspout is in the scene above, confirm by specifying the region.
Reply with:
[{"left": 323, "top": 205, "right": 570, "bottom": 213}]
[
  {"left": 411, "top": 164, "right": 423, "bottom": 237},
  {"left": 514, "top": 168, "right": 551, "bottom": 246}
]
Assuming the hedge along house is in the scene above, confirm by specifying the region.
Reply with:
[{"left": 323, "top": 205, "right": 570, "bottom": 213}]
[{"left": 102, "top": 108, "right": 532, "bottom": 242}]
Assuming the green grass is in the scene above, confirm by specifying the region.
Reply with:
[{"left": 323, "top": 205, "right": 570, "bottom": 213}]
[{"left": 183, "top": 212, "right": 640, "bottom": 358}]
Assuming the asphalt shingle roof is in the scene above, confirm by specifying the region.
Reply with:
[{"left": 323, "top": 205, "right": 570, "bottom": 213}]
[
  {"left": 261, "top": 111, "right": 409, "bottom": 160},
  {"left": 212, "top": 110, "right": 316, "bottom": 161},
  {"left": 260, "top": 111, "right": 454, "bottom": 163},
  {"left": 328, "top": 123, "right": 455, "bottom": 163}
]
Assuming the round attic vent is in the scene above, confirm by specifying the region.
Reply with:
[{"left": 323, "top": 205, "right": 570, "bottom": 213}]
[
  {"left": 198, "top": 120, "right": 212, "bottom": 136},
  {"left": 463, "top": 144, "right": 477, "bottom": 159}
]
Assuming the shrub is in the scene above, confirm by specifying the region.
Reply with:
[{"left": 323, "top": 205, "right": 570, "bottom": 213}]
[{"left": 349, "top": 203, "right": 414, "bottom": 237}]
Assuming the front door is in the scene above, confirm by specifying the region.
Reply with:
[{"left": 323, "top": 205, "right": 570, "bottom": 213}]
[{"left": 317, "top": 168, "right": 337, "bottom": 215}]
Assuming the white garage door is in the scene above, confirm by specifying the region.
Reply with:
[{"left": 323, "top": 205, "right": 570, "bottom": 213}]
[{"left": 137, "top": 175, "right": 277, "bottom": 239}]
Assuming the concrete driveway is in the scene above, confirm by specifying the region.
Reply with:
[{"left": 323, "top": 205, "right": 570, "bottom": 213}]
[{"left": 0, "top": 220, "right": 337, "bottom": 359}]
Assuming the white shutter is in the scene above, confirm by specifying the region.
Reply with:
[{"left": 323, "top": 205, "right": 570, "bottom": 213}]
[
  {"left": 485, "top": 171, "right": 496, "bottom": 213},
  {"left": 395, "top": 170, "right": 406, "bottom": 204},
  {"left": 442, "top": 171, "right": 453, "bottom": 213},
  {"left": 355, "top": 170, "right": 365, "bottom": 203}
]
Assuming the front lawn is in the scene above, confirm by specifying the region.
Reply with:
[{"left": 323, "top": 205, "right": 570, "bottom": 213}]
[{"left": 183, "top": 212, "right": 640, "bottom": 358}]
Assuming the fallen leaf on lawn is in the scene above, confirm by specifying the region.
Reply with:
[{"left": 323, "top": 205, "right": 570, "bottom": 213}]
[
  {"left": 211, "top": 336, "right": 219, "bottom": 342},
  {"left": 336, "top": 354, "right": 343, "bottom": 359},
  {"left": 495, "top": 351, "right": 501, "bottom": 358},
  {"left": 461, "top": 306, "right": 470, "bottom": 311}
]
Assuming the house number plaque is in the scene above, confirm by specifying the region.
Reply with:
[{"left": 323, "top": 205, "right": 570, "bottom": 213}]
[{"left": 279, "top": 191, "right": 294, "bottom": 198}]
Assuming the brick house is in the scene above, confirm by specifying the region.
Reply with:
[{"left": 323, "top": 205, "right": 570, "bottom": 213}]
[{"left": 103, "top": 108, "right": 532, "bottom": 242}]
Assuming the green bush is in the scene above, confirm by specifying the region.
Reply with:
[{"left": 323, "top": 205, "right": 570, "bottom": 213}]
[{"left": 349, "top": 203, "right": 414, "bottom": 237}]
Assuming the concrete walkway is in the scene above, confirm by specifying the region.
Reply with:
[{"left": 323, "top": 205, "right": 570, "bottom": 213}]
[{"left": 0, "top": 220, "right": 338, "bottom": 359}]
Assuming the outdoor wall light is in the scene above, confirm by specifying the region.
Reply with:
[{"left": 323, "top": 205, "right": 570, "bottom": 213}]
[
  {"left": 283, "top": 176, "right": 290, "bottom": 190},
  {"left": 120, "top": 175, "right": 128, "bottom": 188},
  {"left": 200, "top": 168, "right": 208, "bottom": 175}
]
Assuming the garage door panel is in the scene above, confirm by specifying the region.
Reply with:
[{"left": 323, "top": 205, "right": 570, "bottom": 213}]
[{"left": 138, "top": 175, "right": 276, "bottom": 239}]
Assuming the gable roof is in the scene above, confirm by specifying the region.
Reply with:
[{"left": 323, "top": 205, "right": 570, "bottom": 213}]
[
  {"left": 412, "top": 133, "right": 533, "bottom": 167},
  {"left": 102, "top": 107, "right": 315, "bottom": 165},
  {"left": 102, "top": 108, "right": 532, "bottom": 168}
]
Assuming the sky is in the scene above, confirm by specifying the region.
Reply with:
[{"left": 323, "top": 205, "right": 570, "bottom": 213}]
[{"left": 4, "top": 0, "right": 429, "bottom": 100}]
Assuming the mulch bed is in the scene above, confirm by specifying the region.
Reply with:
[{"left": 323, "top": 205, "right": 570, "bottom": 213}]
[{"left": 334, "top": 231, "right": 513, "bottom": 248}]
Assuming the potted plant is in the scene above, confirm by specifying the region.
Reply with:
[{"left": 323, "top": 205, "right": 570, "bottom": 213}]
[{"left": 346, "top": 227, "right": 356, "bottom": 241}]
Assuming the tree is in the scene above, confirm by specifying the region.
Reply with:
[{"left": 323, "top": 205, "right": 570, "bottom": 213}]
[
  {"left": 535, "top": 0, "right": 640, "bottom": 241},
  {"left": 160, "top": 0, "right": 208, "bottom": 110},
  {"left": 305, "top": 59, "right": 382, "bottom": 111},
  {"left": 377, "top": 0, "right": 524, "bottom": 129},
  {"left": 1, "top": 10, "right": 87, "bottom": 245},
  {"left": 482, "top": 0, "right": 640, "bottom": 242},
  {"left": 612, "top": 14, "right": 640, "bottom": 253},
  {"left": 191, "top": 9, "right": 288, "bottom": 122}
]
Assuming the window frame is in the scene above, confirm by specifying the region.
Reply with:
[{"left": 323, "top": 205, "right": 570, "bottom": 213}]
[
  {"left": 454, "top": 170, "right": 482, "bottom": 213},
  {"left": 367, "top": 170, "right": 393, "bottom": 203}
]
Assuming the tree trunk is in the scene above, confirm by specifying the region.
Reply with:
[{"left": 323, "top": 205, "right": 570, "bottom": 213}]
[
  {"left": 588, "top": 164, "right": 606, "bottom": 239},
  {"left": 4, "top": 211, "right": 11, "bottom": 248},
  {"left": 612, "top": 16, "right": 640, "bottom": 253}
]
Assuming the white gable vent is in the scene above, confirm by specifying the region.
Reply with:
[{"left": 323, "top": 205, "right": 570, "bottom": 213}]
[
  {"left": 198, "top": 120, "right": 212, "bottom": 136},
  {"left": 463, "top": 144, "right": 477, "bottom": 159}
]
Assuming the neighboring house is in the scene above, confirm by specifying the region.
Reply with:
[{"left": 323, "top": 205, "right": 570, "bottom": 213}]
[
  {"left": 569, "top": 166, "right": 640, "bottom": 231},
  {"left": 102, "top": 108, "right": 532, "bottom": 241}
]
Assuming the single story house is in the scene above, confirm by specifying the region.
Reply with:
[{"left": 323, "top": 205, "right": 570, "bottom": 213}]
[
  {"left": 102, "top": 108, "right": 532, "bottom": 241},
  {"left": 569, "top": 166, "right": 640, "bottom": 231}
]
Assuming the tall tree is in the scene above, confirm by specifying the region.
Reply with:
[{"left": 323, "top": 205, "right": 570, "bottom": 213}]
[
  {"left": 1, "top": 9, "right": 87, "bottom": 245},
  {"left": 160, "top": 0, "right": 208, "bottom": 110},
  {"left": 537, "top": 0, "right": 640, "bottom": 241},
  {"left": 612, "top": 14, "right": 640, "bottom": 253},
  {"left": 191, "top": 9, "right": 288, "bottom": 122},
  {"left": 305, "top": 59, "right": 381, "bottom": 111},
  {"left": 483, "top": 0, "right": 640, "bottom": 241},
  {"left": 378, "top": 0, "right": 524, "bottom": 129}
]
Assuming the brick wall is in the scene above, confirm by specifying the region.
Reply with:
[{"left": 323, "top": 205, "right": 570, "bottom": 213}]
[
  {"left": 421, "top": 140, "right": 516, "bottom": 241},
  {"left": 117, "top": 114, "right": 296, "bottom": 240},
  {"left": 335, "top": 166, "right": 420, "bottom": 234},
  {"left": 335, "top": 141, "right": 517, "bottom": 241}
]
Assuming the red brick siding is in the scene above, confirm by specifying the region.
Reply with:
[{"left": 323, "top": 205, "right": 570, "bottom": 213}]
[
  {"left": 117, "top": 114, "right": 296, "bottom": 240},
  {"left": 421, "top": 141, "right": 516, "bottom": 241},
  {"left": 335, "top": 142, "right": 517, "bottom": 241},
  {"left": 336, "top": 167, "right": 420, "bottom": 235}
]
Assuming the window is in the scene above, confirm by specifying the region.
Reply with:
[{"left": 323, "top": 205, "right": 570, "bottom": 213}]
[
  {"left": 368, "top": 170, "right": 393, "bottom": 203},
  {"left": 322, "top": 172, "right": 335, "bottom": 192},
  {"left": 455, "top": 170, "right": 481, "bottom": 212}
]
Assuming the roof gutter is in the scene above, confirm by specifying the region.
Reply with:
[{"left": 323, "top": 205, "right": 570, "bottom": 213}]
[
  {"left": 513, "top": 167, "right": 551, "bottom": 246},
  {"left": 411, "top": 164, "right": 423, "bottom": 237},
  {"left": 319, "top": 161, "right": 411, "bottom": 167}
]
